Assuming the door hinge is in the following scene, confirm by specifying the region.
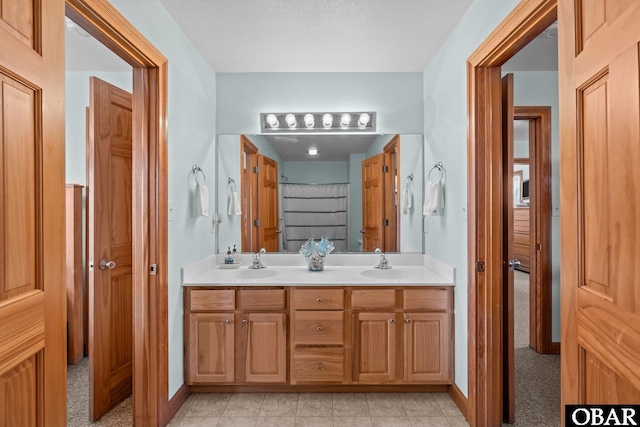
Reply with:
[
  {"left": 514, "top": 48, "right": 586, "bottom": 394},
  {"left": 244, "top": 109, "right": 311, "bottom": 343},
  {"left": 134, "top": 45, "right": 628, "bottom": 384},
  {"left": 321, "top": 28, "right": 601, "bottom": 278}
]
[
  {"left": 382, "top": 219, "right": 389, "bottom": 226},
  {"left": 475, "top": 261, "right": 485, "bottom": 272},
  {"left": 253, "top": 166, "right": 260, "bottom": 173},
  {"left": 150, "top": 264, "right": 157, "bottom": 275},
  {"left": 89, "top": 260, "right": 94, "bottom": 272},
  {"left": 536, "top": 243, "right": 542, "bottom": 251},
  {"left": 254, "top": 219, "right": 261, "bottom": 227},
  {"left": 382, "top": 165, "right": 389, "bottom": 173}
]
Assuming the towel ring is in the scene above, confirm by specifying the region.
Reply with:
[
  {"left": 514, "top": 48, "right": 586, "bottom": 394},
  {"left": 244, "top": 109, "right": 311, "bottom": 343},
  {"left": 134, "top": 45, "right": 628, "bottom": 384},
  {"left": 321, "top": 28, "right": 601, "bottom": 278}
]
[
  {"left": 193, "top": 165, "right": 206, "bottom": 186},
  {"left": 407, "top": 174, "right": 414, "bottom": 181},
  {"left": 228, "top": 177, "right": 237, "bottom": 191},
  {"left": 427, "top": 162, "right": 444, "bottom": 182}
]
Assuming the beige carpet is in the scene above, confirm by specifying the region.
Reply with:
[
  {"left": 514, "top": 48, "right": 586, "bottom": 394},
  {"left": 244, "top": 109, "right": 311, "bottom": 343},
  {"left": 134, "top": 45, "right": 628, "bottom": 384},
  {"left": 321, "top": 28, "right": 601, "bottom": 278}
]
[
  {"left": 506, "top": 270, "right": 561, "bottom": 426},
  {"left": 67, "top": 358, "right": 132, "bottom": 426}
]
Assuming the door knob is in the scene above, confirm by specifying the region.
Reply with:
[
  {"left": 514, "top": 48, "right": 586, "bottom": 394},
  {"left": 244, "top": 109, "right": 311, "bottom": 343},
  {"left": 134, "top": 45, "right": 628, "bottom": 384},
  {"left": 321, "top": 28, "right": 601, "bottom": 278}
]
[
  {"left": 99, "top": 259, "right": 116, "bottom": 270},
  {"left": 508, "top": 259, "right": 521, "bottom": 272},
  {"left": 360, "top": 229, "right": 366, "bottom": 234}
]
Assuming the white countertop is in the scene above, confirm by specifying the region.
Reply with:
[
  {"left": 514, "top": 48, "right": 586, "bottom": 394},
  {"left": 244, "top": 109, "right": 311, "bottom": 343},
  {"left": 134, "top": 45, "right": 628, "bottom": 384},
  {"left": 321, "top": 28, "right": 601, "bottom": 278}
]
[{"left": 182, "top": 254, "right": 454, "bottom": 287}]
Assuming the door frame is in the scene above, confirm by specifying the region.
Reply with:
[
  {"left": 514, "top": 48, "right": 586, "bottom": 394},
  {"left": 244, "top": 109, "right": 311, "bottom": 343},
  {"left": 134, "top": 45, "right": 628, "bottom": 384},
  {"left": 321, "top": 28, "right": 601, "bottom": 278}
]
[
  {"left": 240, "top": 135, "right": 258, "bottom": 252},
  {"left": 513, "top": 106, "right": 556, "bottom": 354},
  {"left": 65, "top": 1, "right": 170, "bottom": 425},
  {"left": 383, "top": 135, "right": 400, "bottom": 252},
  {"left": 466, "top": 0, "right": 557, "bottom": 426}
]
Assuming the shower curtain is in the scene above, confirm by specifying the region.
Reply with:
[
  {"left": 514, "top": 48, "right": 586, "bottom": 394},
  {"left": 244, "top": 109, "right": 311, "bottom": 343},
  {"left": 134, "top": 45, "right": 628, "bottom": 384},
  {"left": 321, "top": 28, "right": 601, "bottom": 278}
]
[{"left": 280, "top": 183, "right": 349, "bottom": 252}]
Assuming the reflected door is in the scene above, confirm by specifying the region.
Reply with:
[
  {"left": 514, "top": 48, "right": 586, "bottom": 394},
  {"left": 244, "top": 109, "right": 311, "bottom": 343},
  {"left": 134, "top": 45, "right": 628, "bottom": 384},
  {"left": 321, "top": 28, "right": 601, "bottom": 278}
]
[
  {"left": 362, "top": 153, "right": 384, "bottom": 251},
  {"left": 257, "top": 154, "right": 279, "bottom": 252}
]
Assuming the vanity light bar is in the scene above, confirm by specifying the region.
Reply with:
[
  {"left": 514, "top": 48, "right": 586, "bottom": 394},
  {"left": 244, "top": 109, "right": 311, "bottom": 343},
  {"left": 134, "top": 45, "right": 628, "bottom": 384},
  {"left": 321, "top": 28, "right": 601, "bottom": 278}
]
[{"left": 260, "top": 112, "right": 376, "bottom": 133}]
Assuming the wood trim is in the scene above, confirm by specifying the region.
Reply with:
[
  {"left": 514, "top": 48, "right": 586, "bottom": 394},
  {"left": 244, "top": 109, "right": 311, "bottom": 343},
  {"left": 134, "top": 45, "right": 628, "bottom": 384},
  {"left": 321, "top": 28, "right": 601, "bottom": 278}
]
[
  {"left": 467, "top": 1, "right": 557, "bottom": 426},
  {"left": 548, "top": 341, "right": 560, "bottom": 355},
  {"left": 240, "top": 135, "right": 259, "bottom": 252},
  {"left": 449, "top": 383, "right": 469, "bottom": 420},
  {"left": 166, "top": 384, "right": 190, "bottom": 423},
  {"left": 65, "top": 1, "right": 169, "bottom": 425},
  {"left": 383, "top": 135, "right": 400, "bottom": 252}
]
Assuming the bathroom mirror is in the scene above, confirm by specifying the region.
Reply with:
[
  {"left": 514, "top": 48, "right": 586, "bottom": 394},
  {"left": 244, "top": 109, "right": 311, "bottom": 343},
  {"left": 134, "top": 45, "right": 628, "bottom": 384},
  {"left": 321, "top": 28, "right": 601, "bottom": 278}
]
[{"left": 215, "top": 134, "right": 424, "bottom": 254}]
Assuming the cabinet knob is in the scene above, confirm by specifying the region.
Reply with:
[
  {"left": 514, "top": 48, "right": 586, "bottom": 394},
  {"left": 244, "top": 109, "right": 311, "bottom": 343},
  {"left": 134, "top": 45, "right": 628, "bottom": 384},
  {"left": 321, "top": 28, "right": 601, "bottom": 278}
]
[
  {"left": 226, "top": 319, "right": 232, "bottom": 324},
  {"left": 389, "top": 319, "right": 396, "bottom": 323},
  {"left": 316, "top": 326, "right": 323, "bottom": 332},
  {"left": 406, "top": 318, "right": 412, "bottom": 323},
  {"left": 316, "top": 298, "right": 322, "bottom": 303},
  {"left": 316, "top": 363, "right": 323, "bottom": 370},
  {"left": 242, "top": 319, "right": 248, "bottom": 324}
]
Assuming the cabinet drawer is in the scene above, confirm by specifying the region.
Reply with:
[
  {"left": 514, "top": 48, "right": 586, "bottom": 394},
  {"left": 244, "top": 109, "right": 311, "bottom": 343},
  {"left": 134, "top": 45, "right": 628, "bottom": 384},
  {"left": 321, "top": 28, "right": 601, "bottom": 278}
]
[
  {"left": 293, "top": 348, "right": 344, "bottom": 382},
  {"left": 293, "top": 311, "right": 344, "bottom": 345},
  {"left": 190, "top": 289, "right": 235, "bottom": 311},
  {"left": 351, "top": 289, "right": 395, "bottom": 310},
  {"left": 294, "top": 288, "right": 344, "bottom": 310},
  {"left": 240, "top": 289, "right": 285, "bottom": 311},
  {"left": 403, "top": 289, "right": 450, "bottom": 311}
]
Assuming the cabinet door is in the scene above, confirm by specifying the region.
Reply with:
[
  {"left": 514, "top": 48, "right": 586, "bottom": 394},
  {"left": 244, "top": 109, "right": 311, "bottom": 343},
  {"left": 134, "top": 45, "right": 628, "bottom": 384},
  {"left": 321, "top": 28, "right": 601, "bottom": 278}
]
[
  {"left": 404, "top": 312, "right": 451, "bottom": 383},
  {"left": 187, "top": 313, "right": 234, "bottom": 384},
  {"left": 353, "top": 312, "right": 396, "bottom": 383},
  {"left": 242, "top": 313, "right": 287, "bottom": 383}
]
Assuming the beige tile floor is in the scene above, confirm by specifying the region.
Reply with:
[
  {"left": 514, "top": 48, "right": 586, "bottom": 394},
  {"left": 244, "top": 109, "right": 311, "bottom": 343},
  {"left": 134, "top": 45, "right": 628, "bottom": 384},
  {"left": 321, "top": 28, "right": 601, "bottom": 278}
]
[{"left": 168, "top": 392, "right": 469, "bottom": 427}]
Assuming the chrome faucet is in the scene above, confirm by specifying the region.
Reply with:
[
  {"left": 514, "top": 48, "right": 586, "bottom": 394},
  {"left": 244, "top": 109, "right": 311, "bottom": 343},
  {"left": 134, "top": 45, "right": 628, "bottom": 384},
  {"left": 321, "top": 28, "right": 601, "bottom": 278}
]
[
  {"left": 373, "top": 248, "right": 392, "bottom": 269},
  {"left": 249, "top": 248, "right": 267, "bottom": 269}
]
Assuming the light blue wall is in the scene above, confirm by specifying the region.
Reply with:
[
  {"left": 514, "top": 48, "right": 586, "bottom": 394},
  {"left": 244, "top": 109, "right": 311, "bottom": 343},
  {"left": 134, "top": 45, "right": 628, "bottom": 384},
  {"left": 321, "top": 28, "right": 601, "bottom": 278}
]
[
  {"left": 511, "top": 71, "right": 561, "bottom": 342},
  {"left": 216, "top": 73, "right": 424, "bottom": 135},
  {"left": 399, "top": 135, "right": 424, "bottom": 253},
  {"left": 108, "top": 0, "right": 217, "bottom": 398},
  {"left": 282, "top": 161, "right": 348, "bottom": 184},
  {"left": 422, "top": 0, "right": 521, "bottom": 398}
]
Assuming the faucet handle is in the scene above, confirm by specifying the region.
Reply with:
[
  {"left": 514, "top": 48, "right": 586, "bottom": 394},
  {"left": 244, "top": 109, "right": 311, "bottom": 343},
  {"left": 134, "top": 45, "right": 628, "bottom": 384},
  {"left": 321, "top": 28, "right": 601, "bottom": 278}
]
[
  {"left": 374, "top": 248, "right": 382, "bottom": 254},
  {"left": 259, "top": 248, "right": 266, "bottom": 254}
]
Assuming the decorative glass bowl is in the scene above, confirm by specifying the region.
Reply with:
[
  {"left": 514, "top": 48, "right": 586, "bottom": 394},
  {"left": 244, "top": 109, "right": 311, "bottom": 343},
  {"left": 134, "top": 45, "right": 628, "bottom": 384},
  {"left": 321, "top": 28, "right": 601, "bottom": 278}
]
[{"left": 299, "top": 237, "right": 334, "bottom": 271}]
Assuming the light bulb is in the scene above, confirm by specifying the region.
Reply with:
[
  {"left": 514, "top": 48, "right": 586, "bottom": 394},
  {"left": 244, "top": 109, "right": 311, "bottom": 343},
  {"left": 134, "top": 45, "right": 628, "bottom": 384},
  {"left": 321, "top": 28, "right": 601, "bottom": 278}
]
[
  {"left": 304, "top": 114, "right": 315, "bottom": 128},
  {"left": 266, "top": 114, "right": 279, "bottom": 128},
  {"left": 285, "top": 114, "right": 297, "bottom": 128},
  {"left": 340, "top": 114, "right": 351, "bottom": 128},
  {"left": 308, "top": 148, "right": 318, "bottom": 155},
  {"left": 322, "top": 113, "right": 333, "bottom": 128},
  {"left": 358, "top": 113, "right": 370, "bottom": 128}
]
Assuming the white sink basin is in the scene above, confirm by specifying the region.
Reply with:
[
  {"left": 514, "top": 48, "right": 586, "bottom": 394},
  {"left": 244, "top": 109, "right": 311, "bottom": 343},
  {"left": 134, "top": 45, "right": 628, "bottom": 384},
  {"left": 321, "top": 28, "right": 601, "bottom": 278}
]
[
  {"left": 231, "top": 269, "right": 279, "bottom": 279},
  {"left": 360, "top": 269, "right": 412, "bottom": 280}
]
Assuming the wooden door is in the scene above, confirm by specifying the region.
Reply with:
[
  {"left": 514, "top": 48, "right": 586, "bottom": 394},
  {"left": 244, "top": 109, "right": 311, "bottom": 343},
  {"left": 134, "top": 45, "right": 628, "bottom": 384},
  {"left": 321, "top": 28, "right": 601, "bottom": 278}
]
[
  {"left": 87, "top": 77, "right": 133, "bottom": 421},
  {"left": 362, "top": 154, "right": 385, "bottom": 252},
  {"left": 353, "top": 312, "right": 396, "bottom": 383},
  {"left": 560, "top": 0, "right": 640, "bottom": 408},
  {"left": 257, "top": 154, "right": 279, "bottom": 252},
  {"left": 0, "top": 0, "right": 66, "bottom": 425},
  {"left": 501, "top": 73, "right": 515, "bottom": 423},
  {"left": 241, "top": 313, "right": 286, "bottom": 383},
  {"left": 187, "top": 313, "right": 234, "bottom": 384},
  {"left": 404, "top": 312, "right": 451, "bottom": 383},
  {"left": 241, "top": 135, "right": 258, "bottom": 252},
  {"left": 383, "top": 137, "right": 400, "bottom": 253}
]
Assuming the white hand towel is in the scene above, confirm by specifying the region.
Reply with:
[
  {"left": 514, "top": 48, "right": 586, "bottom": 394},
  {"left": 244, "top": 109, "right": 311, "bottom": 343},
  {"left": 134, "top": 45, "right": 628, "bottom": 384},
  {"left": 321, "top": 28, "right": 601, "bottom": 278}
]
[
  {"left": 402, "top": 182, "right": 413, "bottom": 215},
  {"left": 228, "top": 191, "right": 242, "bottom": 216},
  {"left": 423, "top": 181, "right": 444, "bottom": 216},
  {"left": 196, "top": 183, "right": 209, "bottom": 217}
]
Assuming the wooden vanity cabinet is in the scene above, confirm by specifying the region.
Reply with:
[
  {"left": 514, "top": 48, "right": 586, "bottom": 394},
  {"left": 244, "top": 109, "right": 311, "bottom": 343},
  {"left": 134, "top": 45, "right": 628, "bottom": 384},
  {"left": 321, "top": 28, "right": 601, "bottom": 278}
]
[
  {"left": 186, "top": 285, "right": 452, "bottom": 388},
  {"left": 352, "top": 288, "right": 453, "bottom": 384},
  {"left": 290, "top": 288, "right": 346, "bottom": 384},
  {"left": 185, "top": 288, "right": 286, "bottom": 385}
]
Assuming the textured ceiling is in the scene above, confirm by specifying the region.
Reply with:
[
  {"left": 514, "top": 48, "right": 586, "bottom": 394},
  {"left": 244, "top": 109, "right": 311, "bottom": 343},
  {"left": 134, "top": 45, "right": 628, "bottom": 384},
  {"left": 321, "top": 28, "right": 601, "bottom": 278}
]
[
  {"left": 158, "top": 0, "right": 474, "bottom": 72},
  {"left": 65, "top": 17, "right": 131, "bottom": 72}
]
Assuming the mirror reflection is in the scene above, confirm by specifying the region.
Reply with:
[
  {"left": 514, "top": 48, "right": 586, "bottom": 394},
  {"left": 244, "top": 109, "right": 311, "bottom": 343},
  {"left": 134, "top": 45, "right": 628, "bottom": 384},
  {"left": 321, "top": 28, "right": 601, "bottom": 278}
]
[{"left": 216, "top": 134, "right": 424, "bottom": 254}]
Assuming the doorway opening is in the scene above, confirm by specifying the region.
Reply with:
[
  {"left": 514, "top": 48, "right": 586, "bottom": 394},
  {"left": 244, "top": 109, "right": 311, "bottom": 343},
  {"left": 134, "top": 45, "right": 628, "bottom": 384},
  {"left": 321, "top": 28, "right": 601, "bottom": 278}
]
[
  {"left": 63, "top": 0, "right": 170, "bottom": 424},
  {"left": 466, "top": 0, "right": 558, "bottom": 425}
]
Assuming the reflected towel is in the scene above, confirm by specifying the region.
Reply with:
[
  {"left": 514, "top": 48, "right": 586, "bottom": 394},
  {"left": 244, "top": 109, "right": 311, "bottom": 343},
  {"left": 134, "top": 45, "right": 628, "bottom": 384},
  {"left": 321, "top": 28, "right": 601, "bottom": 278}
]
[
  {"left": 196, "top": 183, "right": 209, "bottom": 217},
  {"left": 228, "top": 191, "right": 242, "bottom": 216},
  {"left": 423, "top": 181, "right": 444, "bottom": 216},
  {"left": 402, "top": 182, "right": 413, "bottom": 215}
]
